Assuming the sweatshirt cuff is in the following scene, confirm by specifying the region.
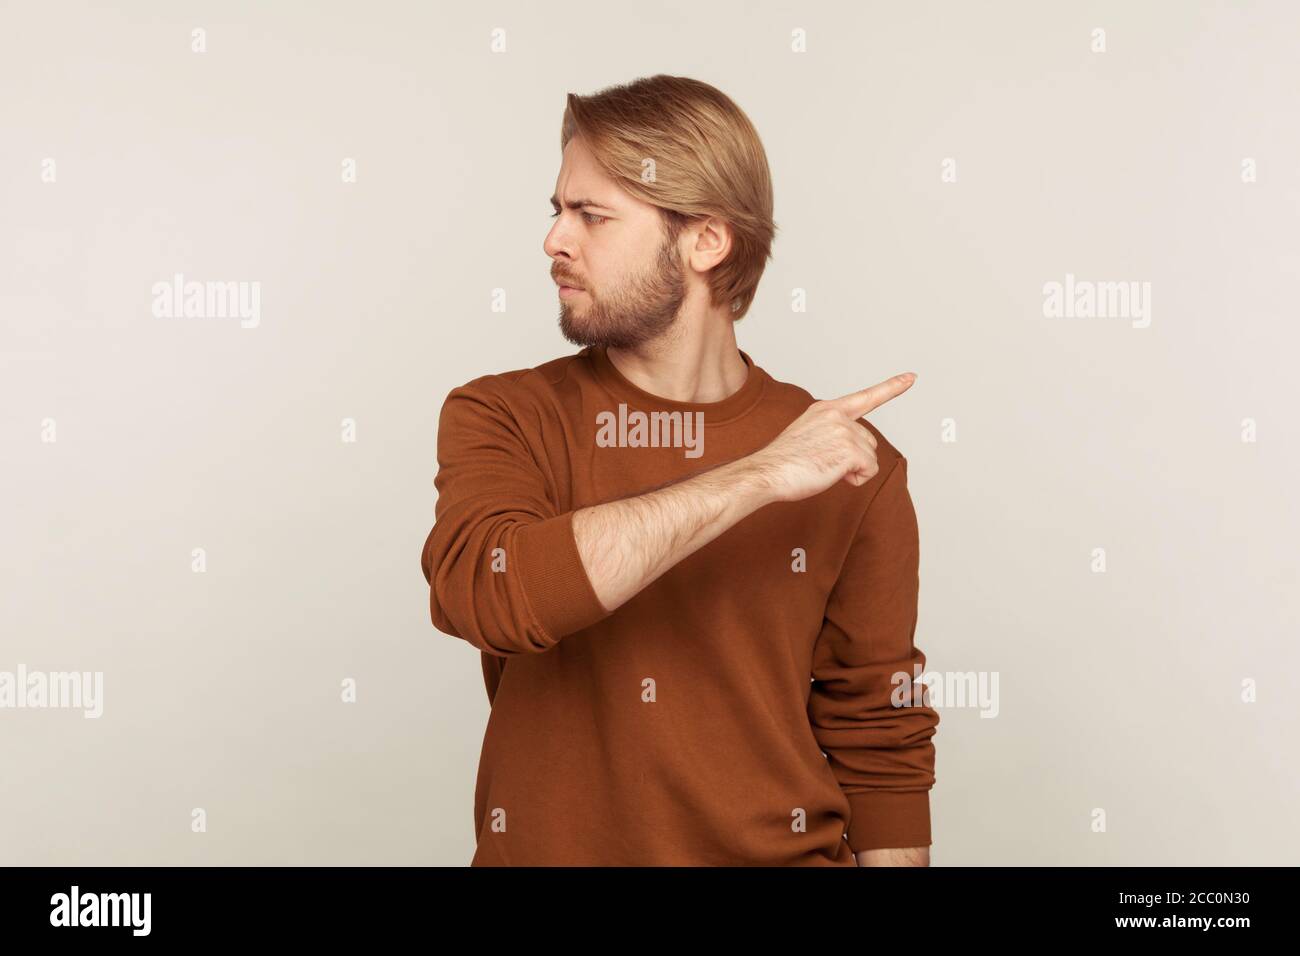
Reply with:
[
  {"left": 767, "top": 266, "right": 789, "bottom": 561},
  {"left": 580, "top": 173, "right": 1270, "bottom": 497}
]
[
  {"left": 513, "top": 511, "right": 612, "bottom": 645},
  {"left": 844, "top": 791, "right": 932, "bottom": 852}
]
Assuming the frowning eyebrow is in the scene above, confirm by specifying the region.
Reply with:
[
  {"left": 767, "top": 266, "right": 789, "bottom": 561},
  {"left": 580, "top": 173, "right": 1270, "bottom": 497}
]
[{"left": 550, "top": 195, "right": 617, "bottom": 213}]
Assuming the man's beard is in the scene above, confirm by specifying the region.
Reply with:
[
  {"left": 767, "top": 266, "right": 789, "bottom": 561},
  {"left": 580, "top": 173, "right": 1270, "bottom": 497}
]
[{"left": 556, "top": 235, "right": 687, "bottom": 350}]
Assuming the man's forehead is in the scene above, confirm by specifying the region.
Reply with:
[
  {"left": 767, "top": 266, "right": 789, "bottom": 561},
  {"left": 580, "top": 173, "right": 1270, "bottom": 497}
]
[
  {"left": 553, "top": 140, "right": 622, "bottom": 208},
  {"left": 550, "top": 189, "right": 619, "bottom": 211},
  {"left": 550, "top": 169, "right": 621, "bottom": 210}
]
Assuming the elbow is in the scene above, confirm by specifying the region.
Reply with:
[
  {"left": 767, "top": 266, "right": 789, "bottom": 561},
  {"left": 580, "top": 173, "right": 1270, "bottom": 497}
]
[
  {"left": 422, "top": 524, "right": 558, "bottom": 656},
  {"left": 428, "top": 576, "right": 556, "bottom": 656}
]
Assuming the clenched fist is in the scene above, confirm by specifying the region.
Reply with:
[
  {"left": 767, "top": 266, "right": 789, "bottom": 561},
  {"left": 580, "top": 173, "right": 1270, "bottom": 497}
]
[{"left": 744, "top": 373, "right": 916, "bottom": 504}]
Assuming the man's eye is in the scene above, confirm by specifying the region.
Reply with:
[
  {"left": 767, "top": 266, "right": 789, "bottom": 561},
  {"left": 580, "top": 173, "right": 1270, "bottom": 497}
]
[{"left": 548, "top": 210, "right": 606, "bottom": 225}]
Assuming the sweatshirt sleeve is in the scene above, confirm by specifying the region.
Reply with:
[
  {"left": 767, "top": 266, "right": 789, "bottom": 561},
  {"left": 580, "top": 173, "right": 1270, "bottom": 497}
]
[
  {"left": 807, "top": 455, "right": 939, "bottom": 852},
  {"left": 420, "top": 380, "right": 613, "bottom": 655}
]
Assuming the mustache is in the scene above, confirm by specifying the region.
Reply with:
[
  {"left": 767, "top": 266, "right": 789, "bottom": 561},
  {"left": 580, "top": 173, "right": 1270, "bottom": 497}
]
[{"left": 551, "top": 268, "right": 585, "bottom": 288}]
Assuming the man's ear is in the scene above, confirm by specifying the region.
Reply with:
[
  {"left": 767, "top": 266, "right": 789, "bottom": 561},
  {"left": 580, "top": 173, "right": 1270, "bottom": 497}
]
[{"left": 685, "top": 216, "right": 732, "bottom": 272}]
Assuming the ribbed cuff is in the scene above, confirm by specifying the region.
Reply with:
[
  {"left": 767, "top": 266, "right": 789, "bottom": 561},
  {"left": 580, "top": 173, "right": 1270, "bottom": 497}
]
[
  {"left": 513, "top": 511, "right": 612, "bottom": 646},
  {"left": 844, "top": 791, "right": 932, "bottom": 852}
]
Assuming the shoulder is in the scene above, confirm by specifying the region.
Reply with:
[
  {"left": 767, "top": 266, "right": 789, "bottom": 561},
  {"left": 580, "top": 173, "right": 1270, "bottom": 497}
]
[{"left": 440, "top": 352, "right": 586, "bottom": 415}]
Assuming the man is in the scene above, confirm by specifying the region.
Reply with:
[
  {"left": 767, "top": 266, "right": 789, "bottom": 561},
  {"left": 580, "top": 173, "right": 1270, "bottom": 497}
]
[{"left": 421, "top": 74, "right": 939, "bottom": 866}]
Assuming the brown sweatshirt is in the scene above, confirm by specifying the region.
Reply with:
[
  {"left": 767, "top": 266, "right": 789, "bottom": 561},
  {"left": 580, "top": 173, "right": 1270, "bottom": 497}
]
[{"left": 420, "top": 344, "right": 939, "bottom": 866}]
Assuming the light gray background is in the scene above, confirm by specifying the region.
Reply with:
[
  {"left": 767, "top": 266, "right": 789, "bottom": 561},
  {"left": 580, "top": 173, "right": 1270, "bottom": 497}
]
[{"left": 2, "top": 0, "right": 1297, "bottom": 865}]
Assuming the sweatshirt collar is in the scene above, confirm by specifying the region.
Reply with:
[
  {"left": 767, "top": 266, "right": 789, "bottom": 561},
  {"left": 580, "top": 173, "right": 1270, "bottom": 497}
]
[{"left": 583, "top": 344, "right": 768, "bottom": 424}]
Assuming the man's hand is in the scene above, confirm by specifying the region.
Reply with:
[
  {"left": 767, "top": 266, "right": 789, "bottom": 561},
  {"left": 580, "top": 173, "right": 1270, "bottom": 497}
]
[
  {"left": 744, "top": 372, "right": 917, "bottom": 503},
  {"left": 855, "top": 846, "right": 930, "bottom": 867}
]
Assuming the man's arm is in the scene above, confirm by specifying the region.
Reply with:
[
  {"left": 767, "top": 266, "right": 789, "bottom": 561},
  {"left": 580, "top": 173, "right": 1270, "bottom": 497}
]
[
  {"left": 423, "top": 372, "right": 916, "bottom": 655},
  {"left": 807, "top": 455, "right": 939, "bottom": 862}
]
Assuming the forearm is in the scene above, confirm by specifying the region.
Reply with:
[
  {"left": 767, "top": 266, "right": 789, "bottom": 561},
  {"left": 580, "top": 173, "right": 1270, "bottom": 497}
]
[
  {"left": 572, "top": 456, "right": 774, "bottom": 613},
  {"left": 855, "top": 846, "right": 930, "bottom": 867}
]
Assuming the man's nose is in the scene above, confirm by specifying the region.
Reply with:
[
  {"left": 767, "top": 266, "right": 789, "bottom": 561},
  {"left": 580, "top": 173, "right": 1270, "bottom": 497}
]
[
  {"left": 543, "top": 216, "right": 577, "bottom": 260},
  {"left": 546, "top": 219, "right": 572, "bottom": 257}
]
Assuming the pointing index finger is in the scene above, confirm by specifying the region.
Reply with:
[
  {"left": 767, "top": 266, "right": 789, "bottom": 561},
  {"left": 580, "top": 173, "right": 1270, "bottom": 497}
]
[{"left": 834, "top": 372, "right": 917, "bottom": 418}]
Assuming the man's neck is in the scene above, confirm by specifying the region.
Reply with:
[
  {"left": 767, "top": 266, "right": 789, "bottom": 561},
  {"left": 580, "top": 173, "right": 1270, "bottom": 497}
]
[{"left": 605, "top": 319, "right": 748, "bottom": 405}]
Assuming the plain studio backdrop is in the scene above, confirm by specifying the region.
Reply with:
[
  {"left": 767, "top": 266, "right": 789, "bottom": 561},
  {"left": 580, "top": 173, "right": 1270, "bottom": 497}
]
[{"left": 2, "top": 0, "right": 1297, "bottom": 866}]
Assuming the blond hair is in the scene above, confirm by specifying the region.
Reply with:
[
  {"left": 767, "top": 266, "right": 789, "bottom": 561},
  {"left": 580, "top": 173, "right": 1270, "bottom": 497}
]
[{"left": 561, "top": 75, "right": 776, "bottom": 321}]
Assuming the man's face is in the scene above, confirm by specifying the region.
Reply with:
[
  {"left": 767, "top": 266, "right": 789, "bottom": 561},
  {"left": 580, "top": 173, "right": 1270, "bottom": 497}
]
[{"left": 544, "top": 135, "right": 687, "bottom": 350}]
